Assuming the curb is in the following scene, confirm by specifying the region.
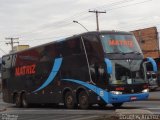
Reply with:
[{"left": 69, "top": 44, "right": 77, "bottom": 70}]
[{"left": 147, "top": 99, "right": 160, "bottom": 101}]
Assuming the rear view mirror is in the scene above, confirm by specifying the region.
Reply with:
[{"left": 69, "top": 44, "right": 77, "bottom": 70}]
[
  {"left": 147, "top": 57, "right": 157, "bottom": 72},
  {"left": 104, "top": 58, "right": 112, "bottom": 74}
]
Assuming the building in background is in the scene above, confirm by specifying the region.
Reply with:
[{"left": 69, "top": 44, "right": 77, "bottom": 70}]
[
  {"left": 131, "top": 27, "right": 159, "bottom": 58},
  {"left": 10, "top": 45, "right": 29, "bottom": 53}
]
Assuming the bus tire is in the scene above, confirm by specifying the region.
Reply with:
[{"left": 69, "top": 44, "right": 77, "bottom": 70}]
[
  {"left": 64, "top": 91, "right": 76, "bottom": 109},
  {"left": 15, "top": 94, "right": 21, "bottom": 108},
  {"left": 21, "top": 93, "right": 29, "bottom": 108},
  {"left": 112, "top": 103, "right": 123, "bottom": 108},
  {"left": 78, "top": 91, "right": 89, "bottom": 109}
]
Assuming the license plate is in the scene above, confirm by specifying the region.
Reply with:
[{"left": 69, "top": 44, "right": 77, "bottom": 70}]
[{"left": 131, "top": 96, "right": 137, "bottom": 101}]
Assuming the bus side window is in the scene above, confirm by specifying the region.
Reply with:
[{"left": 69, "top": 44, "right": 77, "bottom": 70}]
[
  {"left": 61, "top": 38, "right": 82, "bottom": 57},
  {"left": 2, "top": 55, "right": 12, "bottom": 89},
  {"left": 83, "top": 35, "right": 103, "bottom": 63},
  {"left": 39, "top": 43, "right": 59, "bottom": 62}
]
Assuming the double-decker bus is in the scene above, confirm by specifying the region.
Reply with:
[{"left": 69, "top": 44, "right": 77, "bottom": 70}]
[{"left": 1, "top": 31, "right": 157, "bottom": 109}]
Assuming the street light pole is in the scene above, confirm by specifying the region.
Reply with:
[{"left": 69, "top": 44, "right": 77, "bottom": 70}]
[{"left": 73, "top": 20, "right": 88, "bottom": 32}]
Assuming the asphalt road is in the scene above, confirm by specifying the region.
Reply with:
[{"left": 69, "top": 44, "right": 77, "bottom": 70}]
[{"left": 0, "top": 90, "right": 160, "bottom": 120}]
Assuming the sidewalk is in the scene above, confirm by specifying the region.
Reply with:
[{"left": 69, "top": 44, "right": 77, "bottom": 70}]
[
  {"left": 148, "top": 88, "right": 160, "bottom": 100},
  {"left": 0, "top": 93, "right": 6, "bottom": 112}
]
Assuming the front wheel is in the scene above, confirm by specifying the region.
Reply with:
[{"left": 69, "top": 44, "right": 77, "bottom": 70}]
[
  {"left": 112, "top": 103, "right": 123, "bottom": 108},
  {"left": 15, "top": 94, "right": 21, "bottom": 107},
  {"left": 21, "top": 93, "right": 29, "bottom": 108},
  {"left": 78, "top": 91, "right": 90, "bottom": 109}
]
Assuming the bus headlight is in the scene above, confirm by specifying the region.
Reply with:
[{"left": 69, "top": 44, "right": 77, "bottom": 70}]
[
  {"left": 142, "top": 89, "right": 149, "bottom": 93},
  {"left": 110, "top": 91, "right": 122, "bottom": 95}
]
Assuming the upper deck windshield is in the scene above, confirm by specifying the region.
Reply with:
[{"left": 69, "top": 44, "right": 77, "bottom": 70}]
[{"left": 100, "top": 33, "right": 142, "bottom": 54}]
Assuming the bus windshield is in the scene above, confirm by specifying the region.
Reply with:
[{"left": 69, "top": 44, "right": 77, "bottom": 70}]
[
  {"left": 100, "top": 33, "right": 147, "bottom": 85},
  {"left": 100, "top": 34, "right": 142, "bottom": 54},
  {"left": 109, "top": 60, "right": 147, "bottom": 85}
]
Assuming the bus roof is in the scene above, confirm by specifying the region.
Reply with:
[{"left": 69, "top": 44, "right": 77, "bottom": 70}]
[{"left": 2, "top": 30, "right": 133, "bottom": 57}]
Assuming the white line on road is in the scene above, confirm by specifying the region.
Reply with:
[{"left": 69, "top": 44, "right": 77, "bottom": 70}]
[
  {"left": 147, "top": 108, "right": 160, "bottom": 110},
  {"left": 71, "top": 115, "right": 99, "bottom": 120},
  {"left": 53, "top": 115, "right": 83, "bottom": 120}
]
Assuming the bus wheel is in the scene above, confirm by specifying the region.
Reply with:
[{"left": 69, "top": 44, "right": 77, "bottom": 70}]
[
  {"left": 64, "top": 91, "right": 76, "bottom": 109},
  {"left": 78, "top": 91, "right": 89, "bottom": 109},
  {"left": 112, "top": 103, "right": 123, "bottom": 108},
  {"left": 21, "top": 93, "right": 29, "bottom": 108},
  {"left": 15, "top": 94, "right": 21, "bottom": 107}
]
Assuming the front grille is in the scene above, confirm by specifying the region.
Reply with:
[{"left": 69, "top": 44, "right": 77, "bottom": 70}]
[{"left": 122, "top": 90, "right": 142, "bottom": 94}]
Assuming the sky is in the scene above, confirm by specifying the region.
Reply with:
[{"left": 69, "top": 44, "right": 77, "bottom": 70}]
[{"left": 0, "top": 0, "right": 160, "bottom": 56}]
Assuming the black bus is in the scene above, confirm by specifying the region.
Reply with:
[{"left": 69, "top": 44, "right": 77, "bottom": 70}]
[{"left": 1, "top": 31, "right": 157, "bottom": 109}]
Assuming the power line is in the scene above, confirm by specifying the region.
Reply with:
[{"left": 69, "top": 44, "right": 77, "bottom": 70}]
[
  {"left": 0, "top": 47, "right": 6, "bottom": 54},
  {"left": 107, "top": 0, "right": 153, "bottom": 11},
  {"left": 6, "top": 0, "right": 155, "bottom": 43},
  {"left": 119, "top": 21, "right": 160, "bottom": 31},
  {"left": 12, "top": 0, "right": 137, "bottom": 37}
]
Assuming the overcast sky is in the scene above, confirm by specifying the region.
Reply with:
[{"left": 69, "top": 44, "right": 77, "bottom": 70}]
[{"left": 0, "top": 0, "right": 160, "bottom": 56}]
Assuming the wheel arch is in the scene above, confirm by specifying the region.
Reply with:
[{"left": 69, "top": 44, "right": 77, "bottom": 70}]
[
  {"left": 76, "top": 87, "right": 89, "bottom": 103},
  {"left": 13, "top": 91, "right": 18, "bottom": 103},
  {"left": 62, "top": 87, "right": 73, "bottom": 102}
]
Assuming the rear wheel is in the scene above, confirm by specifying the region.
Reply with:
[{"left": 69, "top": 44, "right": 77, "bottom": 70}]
[
  {"left": 21, "top": 93, "right": 29, "bottom": 108},
  {"left": 78, "top": 91, "right": 89, "bottom": 109},
  {"left": 112, "top": 103, "right": 123, "bottom": 108},
  {"left": 64, "top": 91, "right": 76, "bottom": 109},
  {"left": 15, "top": 94, "right": 21, "bottom": 107}
]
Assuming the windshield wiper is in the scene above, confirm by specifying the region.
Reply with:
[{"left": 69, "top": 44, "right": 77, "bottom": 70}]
[
  {"left": 125, "top": 51, "right": 142, "bottom": 55},
  {"left": 106, "top": 51, "right": 142, "bottom": 55},
  {"left": 106, "top": 51, "right": 125, "bottom": 55}
]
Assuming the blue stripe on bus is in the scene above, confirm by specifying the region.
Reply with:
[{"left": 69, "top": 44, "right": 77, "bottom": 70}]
[
  {"left": 147, "top": 57, "right": 157, "bottom": 72},
  {"left": 104, "top": 58, "right": 112, "bottom": 74},
  {"left": 62, "top": 79, "right": 149, "bottom": 104},
  {"left": 33, "top": 58, "right": 63, "bottom": 93},
  {"left": 62, "top": 79, "right": 110, "bottom": 103}
]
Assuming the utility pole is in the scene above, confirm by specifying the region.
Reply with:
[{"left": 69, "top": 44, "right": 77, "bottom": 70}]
[
  {"left": 5, "top": 37, "right": 19, "bottom": 51},
  {"left": 89, "top": 10, "right": 106, "bottom": 31}
]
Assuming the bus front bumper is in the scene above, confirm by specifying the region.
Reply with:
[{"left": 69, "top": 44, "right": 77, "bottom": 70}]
[{"left": 108, "top": 92, "right": 149, "bottom": 103}]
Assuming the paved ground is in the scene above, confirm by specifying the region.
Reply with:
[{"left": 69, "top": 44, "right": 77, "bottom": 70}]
[{"left": 0, "top": 90, "right": 160, "bottom": 120}]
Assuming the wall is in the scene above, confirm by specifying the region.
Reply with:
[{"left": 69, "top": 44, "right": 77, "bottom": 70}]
[{"left": 131, "top": 27, "right": 159, "bottom": 58}]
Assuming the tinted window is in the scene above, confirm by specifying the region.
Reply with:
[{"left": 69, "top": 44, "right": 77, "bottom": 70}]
[
  {"left": 83, "top": 35, "right": 106, "bottom": 86},
  {"left": 61, "top": 37, "right": 83, "bottom": 57},
  {"left": 100, "top": 34, "right": 141, "bottom": 53},
  {"left": 83, "top": 35, "right": 103, "bottom": 62}
]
